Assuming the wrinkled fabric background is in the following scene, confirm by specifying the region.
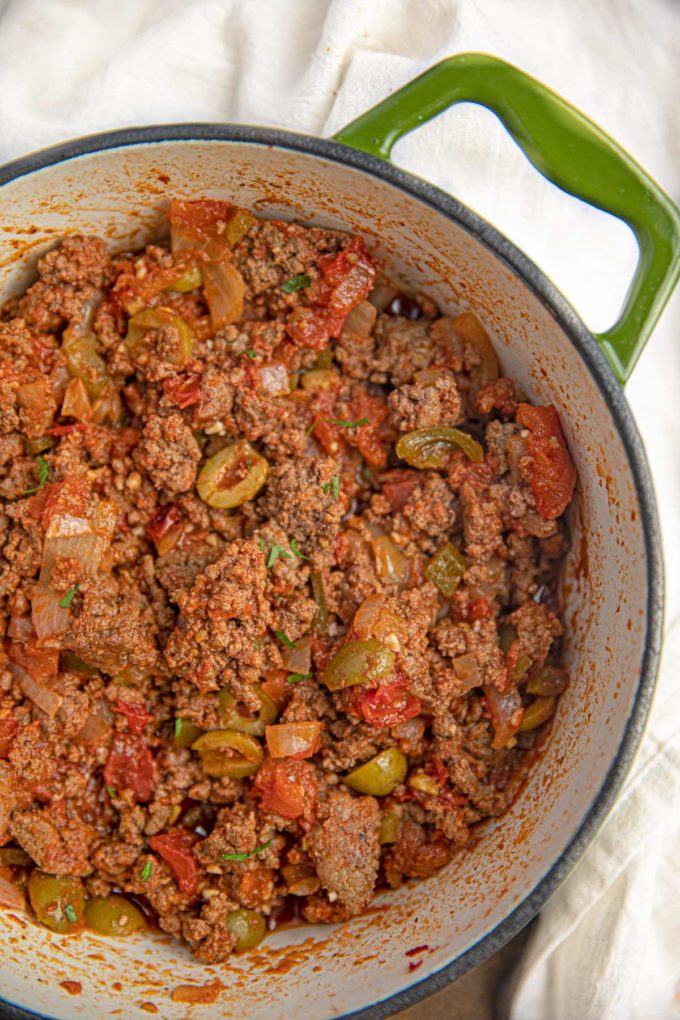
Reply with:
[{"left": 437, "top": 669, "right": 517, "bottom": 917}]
[{"left": 0, "top": 1, "right": 678, "bottom": 1017}]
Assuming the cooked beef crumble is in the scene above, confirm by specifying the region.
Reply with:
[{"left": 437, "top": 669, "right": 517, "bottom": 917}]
[{"left": 0, "top": 199, "right": 576, "bottom": 960}]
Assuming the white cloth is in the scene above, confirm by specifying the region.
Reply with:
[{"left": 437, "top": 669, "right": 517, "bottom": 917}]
[{"left": 0, "top": 1, "right": 678, "bottom": 1016}]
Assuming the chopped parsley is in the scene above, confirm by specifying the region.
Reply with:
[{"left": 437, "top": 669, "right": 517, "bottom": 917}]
[
  {"left": 258, "top": 537, "right": 266, "bottom": 553},
  {"left": 281, "top": 274, "right": 311, "bottom": 294},
  {"left": 59, "top": 583, "right": 80, "bottom": 609},
  {"left": 222, "top": 838, "right": 273, "bottom": 862},
  {"left": 64, "top": 905, "right": 78, "bottom": 925},
  {"left": 24, "top": 456, "right": 49, "bottom": 495},
  {"left": 287, "top": 673, "right": 312, "bottom": 684},
  {"left": 140, "top": 860, "right": 153, "bottom": 882},
  {"left": 274, "top": 629, "right": 296, "bottom": 650},
  {"left": 330, "top": 417, "right": 370, "bottom": 429},
  {"left": 239, "top": 349, "right": 257, "bottom": 359},
  {"left": 306, "top": 420, "right": 317, "bottom": 436},
  {"left": 289, "top": 538, "right": 308, "bottom": 561},
  {"left": 174, "top": 718, "right": 183, "bottom": 739},
  {"left": 322, "top": 482, "right": 329, "bottom": 495},
  {"left": 267, "top": 544, "right": 292, "bottom": 569}
]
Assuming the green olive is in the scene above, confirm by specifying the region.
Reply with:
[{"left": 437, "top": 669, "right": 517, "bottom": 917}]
[
  {"left": 124, "top": 306, "right": 193, "bottom": 367},
  {"left": 28, "top": 872, "right": 85, "bottom": 934},
  {"left": 218, "top": 686, "right": 278, "bottom": 736},
  {"left": 379, "top": 810, "right": 401, "bottom": 845},
  {"left": 192, "top": 730, "right": 263, "bottom": 778},
  {"left": 526, "top": 666, "right": 568, "bottom": 697},
  {"left": 396, "top": 426, "right": 484, "bottom": 468},
  {"left": 226, "top": 908, "right": 267, "bottom": 953},
  {"left": 518, "top": 696, "right": 556, "bottom": 731},
  {"left": 174, "top": 719, "right": 204, "bottom": 749},
  {"left": 168, "top": 265, "right": 203, "bottom": 293},
  {"left": 197, "top": 440, "right": 269, "bottom": 510},
  {"left": 425, "top": 542, "right": 467, "bottom": 598},
  {"left": 511, "top": 650, "right": 532, "bottom": 683},
  {"left": 323, "top": 639, "right": 395, "bottom": 692},
  {"left": 343, "top": 747, "right": 407, "bottom": 796},
  {"left": 84, "top": 895, "right": 146, "bottom": 936}
]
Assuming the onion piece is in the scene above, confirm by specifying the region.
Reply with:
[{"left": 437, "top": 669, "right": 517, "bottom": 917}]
[
  {"left": 0, "top": 869, "right": 25, "bottom": 911},
  {"left": 202, "top": 260, "right": 245, "bottom": 330},
  {"left": 258, "top": 362, "right": 290, "bottom": 397},
  {"left": 341, "top": 300, "right": 377, "bottom": 339},
  {"left": 61, "top": 378, "right": 92, "bottom": 421},
  {"left": 74, "top": 708, "right": 111, "bottom": 744},
  {"left": 16, "top": 378, "right": 49, "bottom": 410},
  {"left": 265, "top": 722, "right": 323, "bottom": 760},
  {"left": 372, "top": 535, "right": 409, "bottom": 587},
  {"left": 484, "top": 685, "right": 524, "bottom": 749},
  {"left": 452, "top": 653, "right": 481, "bottom": 691},
  {"left": 7, "top": 616, "right": 34, "bottom": 641},
  {"left": 280, "top": 634, "right": 311, "bottom": 675},
  {"left": 353, "top": 593, "right": 386, "bottom": 640},
  {"left": 9, "top": 663, "right": 62, "bottom": 718}
]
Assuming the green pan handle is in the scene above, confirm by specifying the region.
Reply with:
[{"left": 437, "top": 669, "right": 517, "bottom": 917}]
[{"left": 333, "top": 52, "right": 680, "bottom": 383}]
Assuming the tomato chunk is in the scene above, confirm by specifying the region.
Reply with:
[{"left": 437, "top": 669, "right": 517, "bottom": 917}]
[
  {"left": 0, "top": 714, "right": 18, "bottom": 759},
  {"left": 104, "top": 734, "right": 155, "bottom": 802},
  {"left": 147, "top": 503, "right": 184, "bottom": 556},
  {"left": 351, "top": 682, "right": 421, "bottom": 728},
  {"left": 149, "top": 830, "right": 200, "bottom": 896},
  {"left": 163, "top": 372, "right": 202, "bottom": 409},
  {"left": 381, "top": 469, "right": 421, "bottom": 511},
  {"left": 113, "top": 699, "right": 154, "bottom": 735},
  {"left": 254, "top": 757, "right": 317, "bottom": 820},
  {"left": 516, "top": 403, "right": 576, "bottom": 519}
]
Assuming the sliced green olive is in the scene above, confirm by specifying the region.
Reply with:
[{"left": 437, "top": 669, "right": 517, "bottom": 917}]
[
  {"left": 28, "top": 872, "right": 85, "bottom": 933},
  {"left": 197, "top": 440, "right": 269, "bottom": 509},
  {"left": 518, "top": 696, "right": 556, "bottom": 731},
  {"left": 174, "top": 719, "right": 204, "bottom": 749},
  {"left": 168, "top": 265, "right": 203, "bottom": 293},
  {"left": 323, "top": 639, "right": 395, "bottom": 692},
  {"left": 379, "top": 810, "right": 401, "bottom": 845},
  {"left": 343, "top": 747, "right": 407, "bottom": 796},
  {"left": 63, "top": 328, "right": 110, "bottom": 400},
  {"left": 511, "top": 650, "right": 532, "bottom": 683},
  {"left": 226, "top": 908, "right": 266, "bottom": 953},
  {"left": 426, "top": 541, "right": 467, "bottom": 598},
  {"left": 396, "top": 426, "right": 484, "bottom": 468},
  {"left": 526, "top": 666, "right": 568, "bottom": 697},
  {"left": 85, "top": 894, "right": 146, "bottom": 936},
  {"left": 218, "top": 686, "right": 278, "bottom": 736},
  {"left": 124, "top": 306, "right": 193, "bottom": 367},
  {"left": 192, "top": 730, "right": 263, "bottom": 778}
]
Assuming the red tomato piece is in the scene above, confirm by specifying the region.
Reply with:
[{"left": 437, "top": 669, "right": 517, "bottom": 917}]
[
  {"left": 148, "top": 830, "right": 200, "bottom": 896},
  {"left": 147, "top": 503, "right": 184, "bottom": 556},
  {"left": 254, "top": 758, "right": 318, "bottom": 820},
  {"left": 103, "top": 734, "right": 155, "bottom": 803},
  {"left": 113, "top": 699, "right": 154, "bottom": 735},
  {"left": 353, "top": 682, "right": 421, "bottom": 728},
  {"left": 47, "top": 423, "right": 88, "bottom": 437},
  {"left": 31, "top": 476, "right": 90, "bottom": 529},
  {"left": 169, "top": 198, "right": 231, "bottom": 231},
  {"left": 0, "top": 715, "right": 18, "bottom": 759},
  {"left": 8, "top": 640, "right": 59, "bottom": 681},
  {"left": 342, "top": 390, "right": 390, "bottom": 468},
  {"left": 381, "top": 469, "right": 421, "bottom": 511},
  {"left": 163, "top": 372, "right": 202, "bottom": 409},
  {"left": 516, "top": 403, "right": 576, "bottom": 520}
]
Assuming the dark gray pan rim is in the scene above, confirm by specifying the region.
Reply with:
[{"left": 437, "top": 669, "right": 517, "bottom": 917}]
[{"left": 0, "top": 124, "right": 664, "bottom": 1020}]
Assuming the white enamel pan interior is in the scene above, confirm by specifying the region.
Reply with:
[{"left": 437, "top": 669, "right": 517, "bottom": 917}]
[{"left": 0, "top": 128, "right": 663, "bottom": 1020}]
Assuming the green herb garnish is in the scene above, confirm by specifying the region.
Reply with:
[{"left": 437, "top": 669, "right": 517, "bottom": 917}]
[
  {"left": 306, "top": 420, "right": 317, "bottom": 436},
  {"left": 331, "top": 475, "right": 339, "bottom": 501},
  {"left": 287, "top": 673, "right": 312, "bottom": 684},
  {"left": 267, "top": 545, "right": 292, "bottom": 569},
  {"left": 240, "top": 349, "right": 257, "bottom": 359},
  {"left": 140, "top": 860, "right": 153, "bottom": 882},
  {"left": 174, "top": 718, "right": 182, "bottom": 739},
  {"left": 274, "top": 630, "right": 296, "bottom": 650},
  {"left": 289, "top": 538, "right": 308, "bottom": 560},
  {"left": 59, "top": 583, "right": 80, "bottom": 609},
  {"left": 258, "top": 537, "right": 266, "bottom": 553},
  {"left": 281, "top": 274, "right": 311, "bottom": 294},
  {"left": 330, "top": 417, "right": 370, "bottom": 428},
  {"left": 221, "top": 838, "right": 273, "bottom": 862},
  {"left": 64, "top": 904, "right": 78, "bottom": 925},
  {"left": 322, "top": 482, "right": 329, "bottom": 495},
  {"left": 24, "top": 456, "right": 49, "bottom": 495}
]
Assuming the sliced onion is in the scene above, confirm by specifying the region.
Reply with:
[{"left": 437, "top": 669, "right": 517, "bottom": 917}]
[
  {"left": 258, "top": 362, "right": 290, "bottom": 397},
  {"left": 352, "top": 593, "right": 406, "bottom": 652},
  {"left": 9, "top": 662, "right": 62, "bottom": 718},
  {"left": 61, "top": 378, "right": 92, "bottom": 421},
  {"left": 452, "top": 653, "right": 481, "bottom": 691},
  {"left": 280, "top": 634, "right": 311, "bottom": 675},
  {"left": 372, "top": 535, "right": 409, "bottom": 587},
  {"left": 341, "top": 300, "right": 377, "bottom": 338},
  {"left": 353, "top": 593, "right": 386, "bottom": 640},
  {"left": 7, "top": 616, "right": 34, "bottom": 641},
  {"left": 202, "top": 260, "right": 245, "bottom": 330},
  {"left": 0, "top": 870, "right": 25, "bottom": 911},
  {"left": 16, "top": 378, "right": 49, "bottom": 410},
  {"left": 466, "top": 556, "right": 506, "bottom": 602},
  {"left": 367, "top": 282, "right": 399, "bottom": 312},
  {"left": 74, "top": 710, "right": 110, "bottom": 744},
  {"left": 484, "top": 684, "right": 523, "bottom": 750},
  {"left": 265, "top": 721, "right": 323, "bottom": 760}
]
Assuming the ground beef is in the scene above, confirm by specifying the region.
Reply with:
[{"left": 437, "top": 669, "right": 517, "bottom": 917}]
[
  {"left": 135, "top": 413, "right": 201, "bottom": 495},
  {"left": 0, "top": 204, "right": 576, "bottom": 964},
  {"left": 306, "top": 789, "right": 380, "bottom": 915}
]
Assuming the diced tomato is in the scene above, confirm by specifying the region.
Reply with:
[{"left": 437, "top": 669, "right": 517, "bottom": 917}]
[
  {"left": 147, "top": 503, "right": 184, "bottom": 556},
  {"left": 254, "top": 757, "right": 318, "bottom": 821},
  {"left": 286, "top": 237, "right": 381, "bottom": 350},
  {"left": 31, "top": 476, "right": 90, "bottom": 529},
  {"left": 516, "top": 403, "right": 576, "bottom": 520},
  {"left": 351, "top": 682, "right": 421, "bottom": 728},
  {"left": 310, "top": 389, "right": 345, "bottom": 457},
  {"left": 260, "top": 670, "right": 292, "bottom": 712},
  {"left": 0, "top": 714, "right": 18, "bottom": 759},
  {"left": 103, "top": 734, "right": 155, "bottom": 803},
  {"left": 169, "top": 199, "right": 231, "bottom": 232},
  {"left": 342, "top": 390, "right": 391, "bottom": 468},
  {"left": 8, "top": 640, "right": 59, "bottom": 681},
  {"left": 47, "top": 422, "right": 88, "bottom": 437},
  {"left": 162, "top": 373, "right": 202, "bottom": 409},
  {"left": 381, "top": 470, "right": 421, "bottom": 511},
  {"left": 467, "top": 598, "right": 492, "bottom": 622},
  {"left": 169, "top": 199, "right": 233, "bottom": 264},
  {"left": 148, "top": 830, "right": 201, "bottom": 896},
  {"left": 113, "top": 699, "right": 154, "bottom": 735}
]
